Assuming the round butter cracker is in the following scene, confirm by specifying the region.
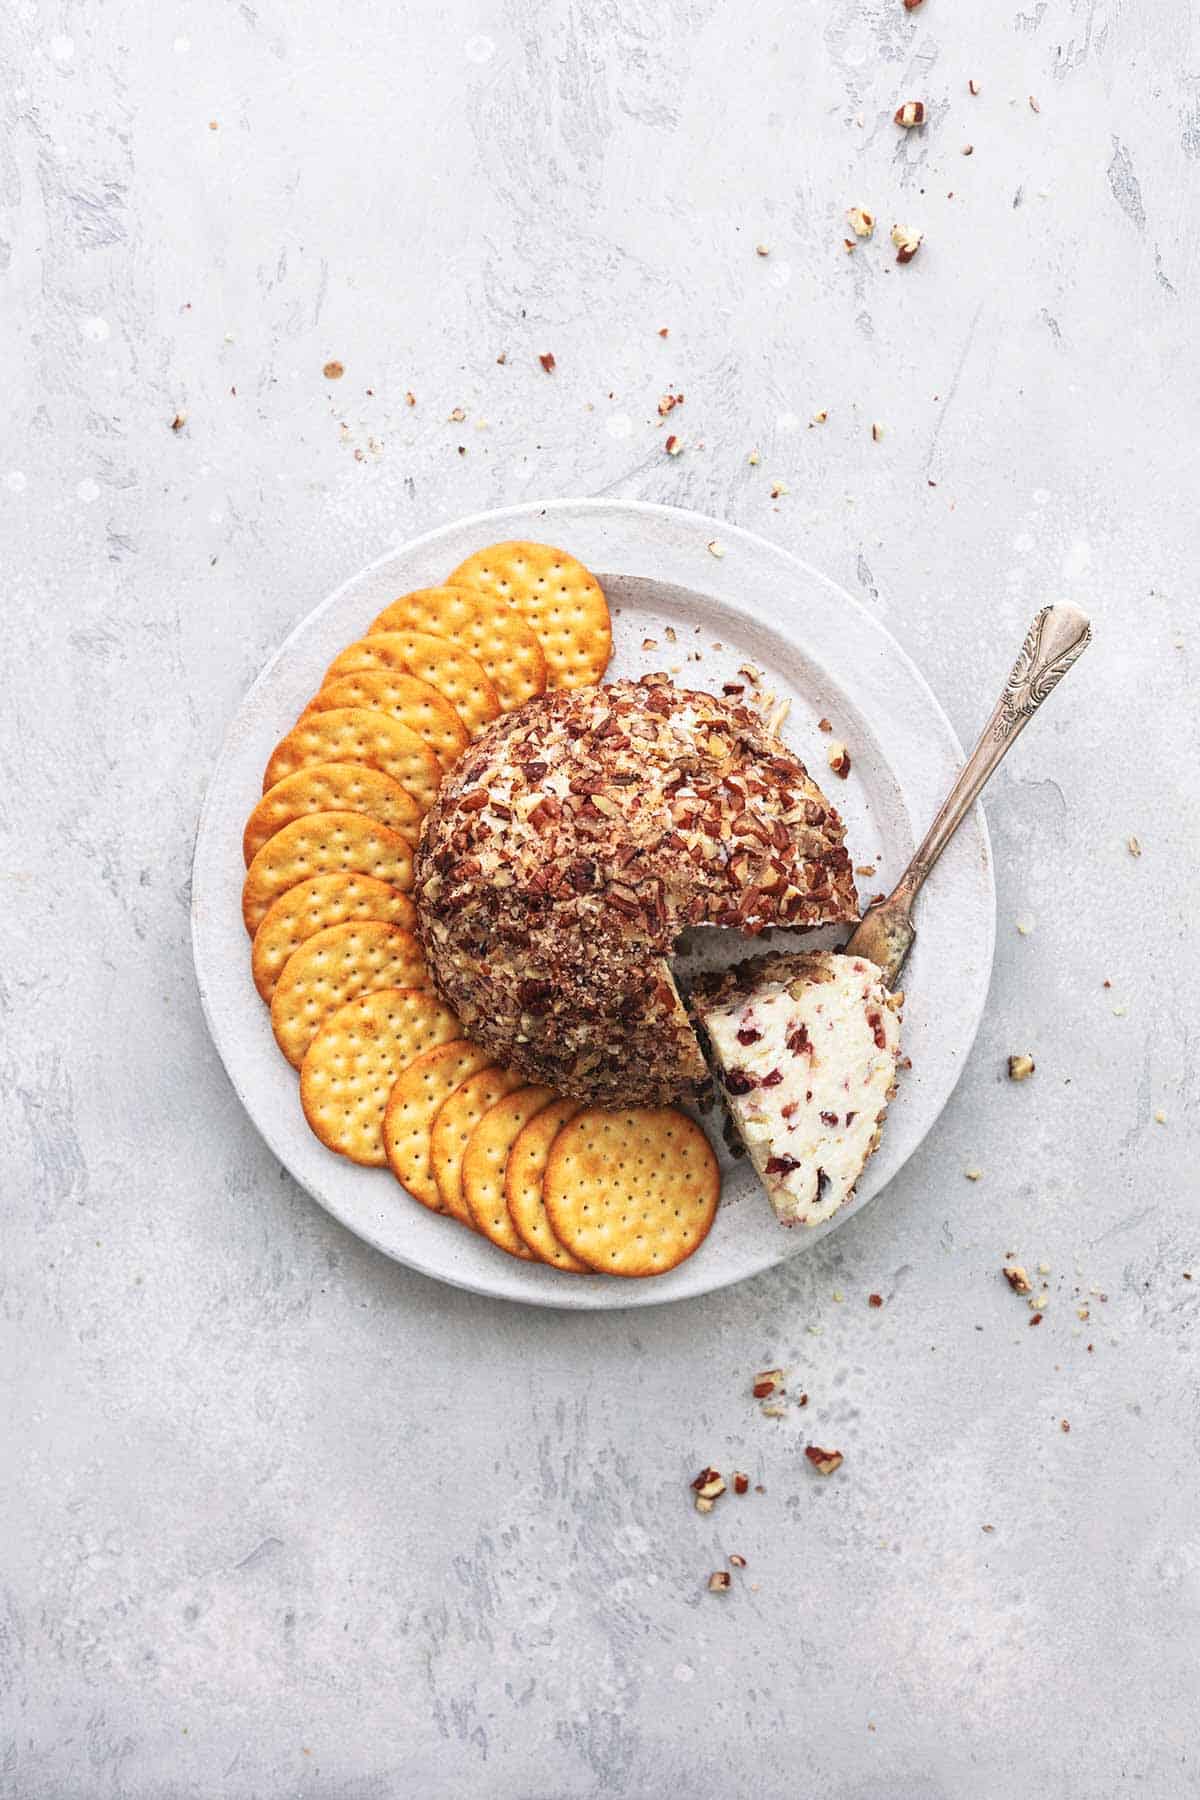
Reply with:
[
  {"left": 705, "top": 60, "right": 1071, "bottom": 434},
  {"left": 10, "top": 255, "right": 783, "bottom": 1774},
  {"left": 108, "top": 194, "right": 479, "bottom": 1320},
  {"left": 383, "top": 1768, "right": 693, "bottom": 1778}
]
[
  {"left": 307, "top": 670, "right": 469, "bottom": 770},
  {"left": 323, "top": 631, "right": 500, "bottom": 739},
  {"left": 251, "top": 873, "right": 416, "bottom": 1003},
  {"left": 270, "top": 921, "right": 428, "bottom": 1068},
  {"left": 543, "top": 1108, "right": 720, "bottom": 1278},
  {"left": 505, "top": 1099, "right": 587, "bottom": 1271},
  {"left": 446, "top": 540, "right": 611, "bottom": 691},
  {"left": 243, "top": 762, "right": 422, "bottom": 867},
  {"left": 430, "top": 1063, "right": 526, "bottom": 1226},
  {"left": 263, "top": 707, "right": 441, "bottom": 813},
  {"left": 382, "top": 1039, "right": 495, "bottom": 1212},
  {"left": 462, "top": 1087, "right": 556, "bottom": 1259},
  {"left": 300, "top": 987, "right": 462, "bottom": 1167},
  {"left": 369, "top": 585, "right": 546, "bottom": 714},
  {"left": 242, "top": 811, "right": 414, "bottom": 937}
]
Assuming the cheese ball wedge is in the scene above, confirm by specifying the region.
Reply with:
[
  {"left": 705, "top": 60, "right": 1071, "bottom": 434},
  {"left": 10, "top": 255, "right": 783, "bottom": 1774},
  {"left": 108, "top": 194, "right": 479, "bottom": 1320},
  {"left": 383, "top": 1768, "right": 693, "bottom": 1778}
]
[{"left": 693, "top": 952, "right": 902, "bottom": 1228}]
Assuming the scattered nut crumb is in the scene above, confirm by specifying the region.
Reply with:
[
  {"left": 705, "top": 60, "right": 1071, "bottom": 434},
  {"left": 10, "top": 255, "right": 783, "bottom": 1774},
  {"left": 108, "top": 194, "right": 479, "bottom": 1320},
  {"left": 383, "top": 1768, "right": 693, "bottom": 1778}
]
[
  {"left": 969, "top": 79, "right": 980, "bottom": 96},
  {"left": 826, "top": 741, "right": 851, "bottom": 779},
  {"left": 965, "top": 1168, "right": 983, "bottom": 1182},
  {"left": 658, "top": 327, "right": 669, "bottom": 338},
  {"left": 1127, "top": 835, "right": 1142, "bottom": 857},
  {"left": 1003, "top": 1265, "right": 1032, "bottom": 1294},
  {"left": 817, "top": 717, "right": 833, "bottom": 733},
  {"left": 871, "top": 422, "right": 884, "bottom": 442},
  {"left": 903, "top": 0, "right": 924, "bottom": 9},
  {"left": 769, "top": 480, "right": 789, "bottom": 498},
  {"left": 1008, "top": 1054, "right": 1036, "bottom": 1082},
  {"left": 891, "top": 224, "right": 924, "bottom": 263},
  {"left": 641, "top": 638, "right": 658, "bottom": 651},
  {"left": 170, "top": 413, "right": 187, "bottom": 432},
  {"left": 448, "top": 406, "right": 466, "bottom": 423},
  {"left": 1015, "top": 918, "right": 1034, "bottom": 936},
  {"left": 1060, "top": 1418, "right": 1070, "bottom": 1433},
  {"left": 805, "top": 1446, "right": 844, "bottom": 1476},
  {"left": 692, "top": 1467, "right": 727, "bottom": 1506},
  {"left": 748, "top": 448, "right": 761, "bottom": 465},
  {"left": 752, "top": 1369, "right": 784, "bottom": 1399},
  {"left": 733, "top": 1473, "right": 749, "bottom": 1495},
  {"left": 755, "top": 243, "right": 771, "bottom": 257},
  {"left": 664, "top": 434, "right": 683, "bottom": 456},
  {"left": 708, "top": 1570, "right": 732, "bottom": 1592},
  {"left": 538, "top": 352, "right": 556, "bottom": 373},
  {"left": 707, "top": 540, "right": 726, "bottom": 558},
  {"left": 843, "top": 238, "right": 857, "bottom": 254},
  {"left": 495, "top": 351, "right": 507, "bottom": 365},
  {"left": 894, "top": 100, "right": 926, "bottom": 129},
  {"left": 868, "top": 1293, "right": 883, "bottom": 1308},
  {"left": 981, "top": 1523, "right": 995, "bottom": 1533},
  {"left": 1154, "top": 1109, "right": 1167, "bottom": 1124},
  {"left": 811, "top": 410, "right": 828, "bottom": 425},
  {"left": 1029, "top": 95, "right": 1041, "bottom": 113},
  {"left": 694, "top": 1495, "right": 714, "bottom": 1514},
  {"left": 665, "top": 626, "right": 677, "bottom": 642},
  {"left": 729, "top": 1553, "right": 748, "bottom": 1569},
  {"left": 759, "top": 1404, "right": 788, "bottom": 1418},
  {"left": 405, "top": 391, "right": 416, "bottom": 407},
  {"left": 1032, "top": 1291, "right": 1049, "bottom": 1310},
  {"left": 1029, "top": 1313, "right": 1043, "bottom": 1327},
  {"left": 848, "top": 206, "right": 875, "bottom": 239},
  {"left": 322, "top": 360, "right": 344, "bottom": 380},
  {"left": 962, "top": 144, "right": 974, "bottom": 155},
  {"left": 1077, "top": 1307, "right": 1090, "bottom": 1321},
  {"left": 855, "top": 863, "right": 877, "bottom": 877}
]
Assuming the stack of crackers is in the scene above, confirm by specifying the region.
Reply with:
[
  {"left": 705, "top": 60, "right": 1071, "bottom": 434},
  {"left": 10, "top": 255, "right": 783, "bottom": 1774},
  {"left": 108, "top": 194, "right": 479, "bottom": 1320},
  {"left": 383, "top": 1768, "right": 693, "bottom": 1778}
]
[{"left": 240, "top": 541, "right": 721, "bottom": 1278}]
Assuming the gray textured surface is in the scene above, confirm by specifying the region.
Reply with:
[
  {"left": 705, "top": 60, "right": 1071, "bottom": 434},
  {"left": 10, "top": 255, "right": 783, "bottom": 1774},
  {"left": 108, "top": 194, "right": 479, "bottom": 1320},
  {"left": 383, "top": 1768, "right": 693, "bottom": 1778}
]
[{"left": 2, "top": 0, "right": 1197, "bottom": 1794}]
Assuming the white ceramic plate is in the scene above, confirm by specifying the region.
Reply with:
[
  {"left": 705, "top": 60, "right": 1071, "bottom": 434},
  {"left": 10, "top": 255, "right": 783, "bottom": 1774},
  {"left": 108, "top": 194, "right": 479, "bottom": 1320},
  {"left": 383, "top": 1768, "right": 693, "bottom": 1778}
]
[{"left": 192, "top": 499, "right": 995, "bottom": 1309}]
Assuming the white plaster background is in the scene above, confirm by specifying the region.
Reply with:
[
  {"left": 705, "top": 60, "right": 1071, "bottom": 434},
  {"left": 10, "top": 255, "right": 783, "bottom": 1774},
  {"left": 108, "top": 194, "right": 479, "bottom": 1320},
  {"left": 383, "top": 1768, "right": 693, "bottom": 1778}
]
[{"left": 2, "top": 1, "right": 1198, "bottom": 1795}]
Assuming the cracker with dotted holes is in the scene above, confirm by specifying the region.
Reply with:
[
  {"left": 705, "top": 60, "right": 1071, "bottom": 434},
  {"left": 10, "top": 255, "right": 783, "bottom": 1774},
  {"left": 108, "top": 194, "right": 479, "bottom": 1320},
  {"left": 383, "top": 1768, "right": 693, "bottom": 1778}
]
[
  {"left": 323, "top": 631, "right": 500, "bottom": 739},
  {"left": 300, "top": 987, "right": 462, "bottom": 1167},
  {"left": 462, "top": 1087, "right": 556, "bottom": 1258},
  {"left": 251, "top": 874, "right": 415, "bottom": 1002},
  {"left": 269, "top": 922, "right": 428, "bottom": 1068},
  {"left": 446, "top": 541, "right": 612, "bottom": 690},
  {"left": 505, "top": 1099, "right": 587, "bottom": 1271},
  {"left": 543, "top": 1108, "right": 720, "bottom": 1277},
  {"left": 242, "top": 812, "right": 413, "bottom": 936},
  {"left": 262, "top": 707, "right": 441, "bottom": 812},
  {"left": 243, "top": 763, "right": 423, "bottom": 867},
  {"left": 306, "top": 670, "right": 469, "bottom": 770},
  {"left": 430, "top": 1063, "right": 526, "bottom": 1226},
  {"left": 382, "top": 1039, "right": 496, "bottom": 1211},
  {"left": 369, "top": 586, "right": 547, "bottom": 714}
]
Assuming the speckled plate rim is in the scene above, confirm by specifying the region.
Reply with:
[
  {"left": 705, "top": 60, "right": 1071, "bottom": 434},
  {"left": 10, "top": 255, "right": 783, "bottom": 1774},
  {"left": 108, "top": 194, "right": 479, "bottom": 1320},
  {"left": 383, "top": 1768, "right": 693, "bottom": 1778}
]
[{"left": 191, "top": 497, "right": 995, "bottom": 1310}]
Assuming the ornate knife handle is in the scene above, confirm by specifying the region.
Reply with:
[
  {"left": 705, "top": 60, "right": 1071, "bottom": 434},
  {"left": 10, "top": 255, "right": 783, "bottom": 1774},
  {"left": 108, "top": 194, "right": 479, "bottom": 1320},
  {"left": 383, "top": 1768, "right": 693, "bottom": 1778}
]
[{"left": 902, "top": 603, "right": 1091, "bottom": 893}]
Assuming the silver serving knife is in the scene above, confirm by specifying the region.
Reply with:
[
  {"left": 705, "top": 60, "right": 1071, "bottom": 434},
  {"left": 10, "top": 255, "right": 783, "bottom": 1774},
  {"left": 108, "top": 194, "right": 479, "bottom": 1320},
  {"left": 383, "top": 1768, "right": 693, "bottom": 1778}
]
[{"left": 845, "top": 604, "right": 1092, "bottom": 987}]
